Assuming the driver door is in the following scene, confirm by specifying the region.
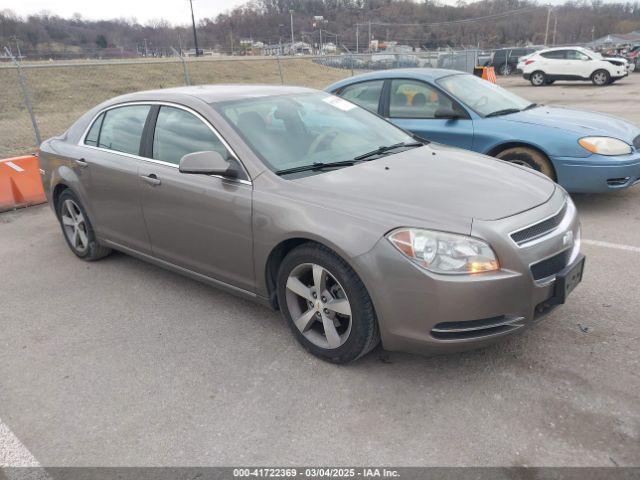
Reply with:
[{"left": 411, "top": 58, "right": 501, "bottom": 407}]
[{"left": 383, "top": 79, "right": 474, "bottom": 150}]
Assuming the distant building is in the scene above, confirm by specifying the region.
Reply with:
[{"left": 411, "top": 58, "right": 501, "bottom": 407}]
[
  {"left": 262, "top": 41, "right": 311, "bottom": 56},
  {"left": 588, "top": 32, "right": 640, "bottom": 47}
]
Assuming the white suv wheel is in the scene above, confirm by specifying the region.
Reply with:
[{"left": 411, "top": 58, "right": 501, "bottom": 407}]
[{"left": 530, "top": 72, "right": 546, "bottom": 86}]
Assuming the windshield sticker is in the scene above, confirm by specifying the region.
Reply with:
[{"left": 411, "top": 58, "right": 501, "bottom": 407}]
[{"left": 322, "top": 95, "right": 356, "bottom": 111}]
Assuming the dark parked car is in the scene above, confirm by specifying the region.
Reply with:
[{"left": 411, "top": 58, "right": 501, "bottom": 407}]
[{"left": 486, "top": 47, "right": 539, "bottom": 75}]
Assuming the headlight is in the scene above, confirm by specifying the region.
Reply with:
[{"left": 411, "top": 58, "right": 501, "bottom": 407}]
[
  {"left": 387, "top": 228, "right": 499, "bottom": 274},
  {"left": 578, "top": 137, "right": 631, "bottom": 156}
]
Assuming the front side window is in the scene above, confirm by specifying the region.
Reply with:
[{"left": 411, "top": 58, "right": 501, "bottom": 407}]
[
  {"left": 97, "top": 105, "right": 150, "bottom": 155},
  {"left": 566, "top": 50, "right": 590, "bottom": 61},
  {"left": 215, "top": 92, "right": 414, "bottom": 173},
  {"left": 339, "top": 80, "right": 383, "bottom": 113},
  {"left": 152, "top": 106, "right": 230, "bottom": 165},
  {"left": 438, "top": 73, "right": 532, "bottom": 117},
  {"left": 389, "top": 79, "right": 453, "bottom": 119}
]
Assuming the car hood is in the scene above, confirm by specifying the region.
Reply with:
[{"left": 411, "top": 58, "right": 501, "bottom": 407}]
[
  {"left": 501, "top": 106, "right": 640, "bottom": 143},
  {"left": 291, "top": 144, "right": 555, "bottom": 228}
]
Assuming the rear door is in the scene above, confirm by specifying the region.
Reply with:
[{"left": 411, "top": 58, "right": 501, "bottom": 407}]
[
  {"left": 81, "top": 104, "right": 152, "bottom": 253},
  {"left": 138, "top": 104, "right": 254, "bottom": 291},
  {"left": 540, "top": 50, "right": 567, "bottom": 76},
  {"left": 384, "top": 78, "right": 473, "bottom": 149}
]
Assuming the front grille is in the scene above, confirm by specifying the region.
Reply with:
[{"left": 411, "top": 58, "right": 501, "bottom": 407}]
[
  {"left": 510, "top": 202, "right": 567, "bottom": 246},
  {"left": 530, "top": 249, "right": 571, "bottom": 281},
  {"left": 431, "top": 315, "right": 524, "bottom": 340},
  {"left": 633, "top": 135, "right": 640, "bottom": 150}
]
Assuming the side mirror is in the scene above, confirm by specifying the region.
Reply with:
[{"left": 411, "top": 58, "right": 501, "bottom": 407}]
[
  {"left": 434, "top": 107, "right": 462, "bottom": 120},
  {"left": 179, "top": 151, "right": 239, "bottom": 178}
]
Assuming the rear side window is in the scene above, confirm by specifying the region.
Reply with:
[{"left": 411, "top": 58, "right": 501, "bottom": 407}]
[
  {"left": 338, "top": 80, "right": 384, "bottom": 113},
  {"left": 541, "top": 50, "right": 566, "bottom": 59},
  {"left": 97, "top": 105, "right": 150, "bottom": 155},
  {"left": 84, "top": 113, "right": 104, "bottom": 147},
  {"left": 152, "top": 106, "right": 230, "bottom": 165}
]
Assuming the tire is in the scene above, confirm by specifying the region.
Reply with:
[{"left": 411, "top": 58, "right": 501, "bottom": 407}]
[
  {"left": 530, "top": 71, "right": 546, "bottom": 86},
  {"left": 591, "top": 69, "right": 610, "bottom": 86},
  {"left": 495, "top": 147, "right": 556, "bottom": 181},
  {"left": 276, "top": 243, "right": 380, "bottom": 363},
  {"left": 56, "top": 189, "right": 112, "bottom": 261},
  {"left": 498, "top": 64, "right": 512, "bottom": 76}
]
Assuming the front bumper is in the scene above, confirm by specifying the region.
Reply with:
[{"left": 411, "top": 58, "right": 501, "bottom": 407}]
[
  {"left": 353, "top": 189, "right": 582, "bottom": 356},
  {"left": 552, "top": 152, "right": 640, "bottom": 193}
]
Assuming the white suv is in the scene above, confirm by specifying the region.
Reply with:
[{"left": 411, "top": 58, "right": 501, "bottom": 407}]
[{"left": 518, "top": 47, "right": 629, "bottom": 86}]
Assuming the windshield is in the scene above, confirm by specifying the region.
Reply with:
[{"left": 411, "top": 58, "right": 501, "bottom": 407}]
[
  {"left": 214, "top": 92, "right": 415, "bottom": 173},
  {"left": 437, "top": 74, "right": 533, "bottom": 117}
]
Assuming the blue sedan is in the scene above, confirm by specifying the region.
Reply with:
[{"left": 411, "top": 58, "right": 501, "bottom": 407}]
[{"left": 326, "top": 68, "right": 640, "bottom": 193}]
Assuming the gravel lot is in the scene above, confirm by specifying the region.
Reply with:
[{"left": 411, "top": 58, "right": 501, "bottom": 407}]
[{"left": 1, "top": 74, "right": 639, "bottom": 468}]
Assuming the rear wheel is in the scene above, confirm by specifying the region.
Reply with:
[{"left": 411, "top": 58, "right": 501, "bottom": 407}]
[
  {"left": 591, "top": 69, "right": 610, "bottom": 86},
  {"left": 276, "top": 243, "right": 380, "bottom": 363},
  {"left": 498, "top": 64, "right": 512, "bottom": 76},
  {"left": 56, "top": 189, "right": 111, "bottom": 261},
  {"left": 495, "top": 147, "right": 556, "bottom": 181},
  {"left": 530, "top": 71, "right": 546, "bottom": 86}
]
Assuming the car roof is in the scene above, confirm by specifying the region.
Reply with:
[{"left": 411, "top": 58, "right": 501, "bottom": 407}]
[
  {"left": 325, "top": 68, "right": 465, "bottom": 91},
  {"left": 538, "top": 46, "right": 589, "bottom": 53},
  {"left": 104, "top": 84, "right": 319, "bottom": 105}
]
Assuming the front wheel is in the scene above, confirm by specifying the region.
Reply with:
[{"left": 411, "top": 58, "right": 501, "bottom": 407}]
[
  {"left": 56, "top": 189, "right": 112, "bottom": 261},
  {"left": 530, "top": 71, "right": 546, "bottom": 86},
  {"left": 591, "top": 69, "right": 610, "bottom": 86},
  {"left": 277, "top": 244, "right": 380, "bottom": 363},
  {"left": 495, "top": 147, "right": 556, "bottom": 181}
]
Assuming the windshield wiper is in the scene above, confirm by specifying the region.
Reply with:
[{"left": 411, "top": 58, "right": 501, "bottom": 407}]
[
  {"left": 275, "top": 160, "right": 359, "bottom": 176},
  {"left": 353, "top": 141, "right": 424, "bottom": 161},
  {"left": 485, "top": 108, "right": 522, "bottom": 118},
  {"left": 523, "top": 103, "right": 539, "bottom": 111}
]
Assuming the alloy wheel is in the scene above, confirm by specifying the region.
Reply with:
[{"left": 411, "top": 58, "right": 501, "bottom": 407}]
[
  {"left": 285, "top": 263, "right": 352, "bottom": 349},
  {"left": 531, "top": 72, "right": 545, "bottom": 86},
  {"left": 593, "top": 71, "right": 608, "bottom": 85},
  {"left": 61, "top": 199, "right": 89, "bottom": 254}
]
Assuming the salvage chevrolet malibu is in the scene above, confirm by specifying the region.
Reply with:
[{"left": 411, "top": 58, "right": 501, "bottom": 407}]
[{"left": 39, "top": 85, "right": 585, "bottom": 363}]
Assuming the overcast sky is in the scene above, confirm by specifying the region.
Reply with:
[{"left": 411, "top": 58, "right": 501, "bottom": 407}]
[{"left": 1, "top": 0, "right": 250, "bottom": 25}]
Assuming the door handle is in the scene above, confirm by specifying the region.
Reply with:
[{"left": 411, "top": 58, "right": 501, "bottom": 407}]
[
  {"left": 141, "top": 173, "right": 161, "bottom": 186},
  {"left": 75, "top": 158, "right": 88, "bottom": 168}
]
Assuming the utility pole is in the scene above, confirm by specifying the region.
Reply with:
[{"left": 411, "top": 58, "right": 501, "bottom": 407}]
[
  {"left": 319, "top": 28, "right": 323, "bottom": 55},
  {"left": 290, "top": 10, "right": 295, "bottom": 54},
  {"left": 368, "top": 20, "right": 372, "bottom": 52},
  {"left": 189, "top": 0, "right": 200, "bottom": 56},
  {"left": 544, "top": 5, "right": 551, "bottom": 46},
  {"left": 356, "top": 24, "right": 359, "bottom": 53},
  {"left": 552, "top": 13, "right": 557, "bottom": 45}
]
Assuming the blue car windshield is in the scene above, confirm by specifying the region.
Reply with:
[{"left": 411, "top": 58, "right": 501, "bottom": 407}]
[
  {"left": 438, "top": 74, "right": 534, "bottom": 117},
  {"left": 213, "top": 92, "right": 415, "bottom": 173}
]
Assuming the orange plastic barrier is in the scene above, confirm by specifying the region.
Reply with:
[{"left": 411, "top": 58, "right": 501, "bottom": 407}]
[
  {"left": 473, "top": 66, "right": 497, "bottom": 84},
  {"left": 482, "top": 66, "right": 497, "bottom": 84},
  {"left": 0, "top": 155, "right": 46, "bottom": 212}
]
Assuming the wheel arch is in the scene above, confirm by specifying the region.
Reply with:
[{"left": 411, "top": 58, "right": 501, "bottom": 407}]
[
  {"left": 52, "top": 182, "right": 70, "bottom": 211},
  {"left": 484, "top": 141, "right": 558, "bottom": 178}
]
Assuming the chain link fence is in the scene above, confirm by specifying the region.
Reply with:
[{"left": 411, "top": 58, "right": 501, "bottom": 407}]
[{"left": 0, "top": 48, "right": 525, "bottom": 158}]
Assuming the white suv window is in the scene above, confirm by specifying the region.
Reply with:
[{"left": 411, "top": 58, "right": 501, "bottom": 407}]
[{"left": 566, "top": 50, "right": 590, "bottom": 61}]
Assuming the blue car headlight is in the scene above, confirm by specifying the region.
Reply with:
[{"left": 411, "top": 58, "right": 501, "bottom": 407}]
[{"left": 578, "top": 136, "right": 632, "bottom": 156}]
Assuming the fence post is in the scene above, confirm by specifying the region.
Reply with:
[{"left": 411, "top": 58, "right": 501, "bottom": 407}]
[
  {"left": 172, "top": 47, "right": 191, "bottom": 86},
  {"left": 276, "top": 55, "right": 284, "bottom": 85},
  {"left": 5, "top": 47, "right": 41, "bottom": 147}
]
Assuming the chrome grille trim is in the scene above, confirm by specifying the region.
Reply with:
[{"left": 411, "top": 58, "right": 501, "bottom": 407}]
[{"left": 510, "top": 200, "right": 568, "bottom": 247}]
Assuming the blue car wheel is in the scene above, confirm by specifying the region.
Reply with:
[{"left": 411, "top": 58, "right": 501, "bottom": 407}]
[{"left": 495, "top": 147, "right": 556, "bottom": 180}]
